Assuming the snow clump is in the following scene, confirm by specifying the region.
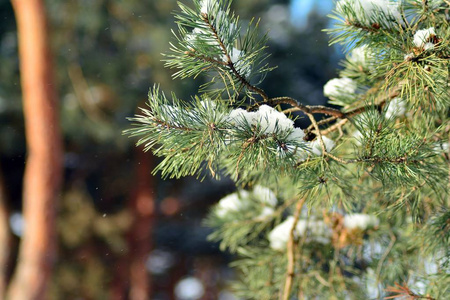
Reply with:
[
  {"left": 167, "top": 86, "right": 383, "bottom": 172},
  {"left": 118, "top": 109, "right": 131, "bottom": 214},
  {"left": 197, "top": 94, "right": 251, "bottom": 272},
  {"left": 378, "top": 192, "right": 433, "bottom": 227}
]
[
  {"left": 349, "top": 45, "right": 372, "bottom": 66},
  {"left": 344, "top": 213, "right": 379, "bottom": 231},
  {"left": 433, "top": 141, "right": 449, "bottom": 154},
  {"left": 225, "top": 47, "right": 251, "bottom": 77},
  {"left": 227, "top": 105, "right": 294, "bottom": 134},
  {"left": 215, "top": 186, "right": 277, "bottom": 219},
  {"left": 385, "top": 98, "right": 406, "bottom": 118},
  {"left": 323, "top": 77, "right": 357, "bottom": 99},
  {"left": 413, "top": 27, "right": 436, "bottom": 50},
  {"left": 216, "top": 191, "right": 249, "bottom": 218},
  {"left": 200, "top": 0, "right": 214, "bottom": 14},
  {"left": 185, "top": 27, "right": 220, "bottom": 49},
  {"left": 310, "top": 136, "right": 336, "bottom": 156},
  {"left": 268, "top": 216, "right": 332, "bottom": 250},
  {"left": 228, "top": 105, "right": 335, "bottom": 158}
]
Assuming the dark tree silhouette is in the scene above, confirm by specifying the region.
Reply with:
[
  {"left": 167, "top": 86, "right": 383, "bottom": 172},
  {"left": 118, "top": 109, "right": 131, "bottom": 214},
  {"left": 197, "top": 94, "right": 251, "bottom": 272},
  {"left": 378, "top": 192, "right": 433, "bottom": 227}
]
[
  {"left": 0, "top": 164, "right": 11, "bottom": 297},
  {"left": 127, "top": 149, "right": 156, "bottom": 300}
]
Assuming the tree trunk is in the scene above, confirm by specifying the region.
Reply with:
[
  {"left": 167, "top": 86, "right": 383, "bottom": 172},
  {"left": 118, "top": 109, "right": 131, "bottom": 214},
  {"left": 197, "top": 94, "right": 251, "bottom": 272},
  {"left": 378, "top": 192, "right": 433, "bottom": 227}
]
[
  {"left": 7, "top": 1, "right": 63, "bottom": 299},
  {"left": 0, "top": 164, "right": 11, "bottom": 298},
  {"left": 128, "top": 149, "right": 156, "bottom": 300}
]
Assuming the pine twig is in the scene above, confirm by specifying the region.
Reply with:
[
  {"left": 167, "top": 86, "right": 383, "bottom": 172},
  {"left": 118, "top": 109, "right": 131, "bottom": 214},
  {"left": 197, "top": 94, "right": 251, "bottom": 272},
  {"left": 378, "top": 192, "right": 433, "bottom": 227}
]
[
  {"left": 306, "top": 112, "right": 327, "bottom": 155},
  {"left": 201, "top": 13, "right": 268, "bottom": 101},
  {"left": 306, "top": 112, "right": 349, "bottom": 164},
  {"left": 321, "top": 118, "right": 348, "bottom": 136},
  {"left": 282, "top": 197, "right": 306, "bottom": 300},
  {"left": 263, "top": 97, "right": 345, "bottom": 118},
  {"left": 385, "top": 282, "right": 436, "bottom": 300}
]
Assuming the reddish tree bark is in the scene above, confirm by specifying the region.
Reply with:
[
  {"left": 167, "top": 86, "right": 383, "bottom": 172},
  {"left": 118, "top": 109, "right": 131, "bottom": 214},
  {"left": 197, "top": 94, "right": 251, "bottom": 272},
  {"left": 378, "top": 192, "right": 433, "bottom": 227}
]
[
  {"left": 7, "top": 1, "right": 63, "bottom": 299},
  {"left": 0, "top": 164, "right": 11, "bottom": 298},
  {"left": 110, "top": 257, "right": 129, "bottom": 300},
  {"left": 127, "top": 149, "right": 156, "bottom": 300}
]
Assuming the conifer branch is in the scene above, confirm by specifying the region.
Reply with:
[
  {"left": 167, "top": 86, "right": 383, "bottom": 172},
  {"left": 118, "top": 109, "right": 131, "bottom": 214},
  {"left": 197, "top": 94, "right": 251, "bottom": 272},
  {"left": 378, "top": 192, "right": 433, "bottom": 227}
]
[
  {"left": 345, "top": 20, "right": 381, "bottom": 33},
  {"left": 201, "top": 13, "right": 269, "bottom": 101},
  {"left": 127, "top": 1, "right": 450, "bottom": 297},
  {"left": 253, "top": 97, "right": 345, "bottom": 117},
  {"left": 185, "top": 50, "right": 229, "bottom": 66},
  {"left": 151, "top": 118, "right": 195, "bottom": 132},
  {"left": 303, "top": 87, "right": 398, "bottom": 135}
]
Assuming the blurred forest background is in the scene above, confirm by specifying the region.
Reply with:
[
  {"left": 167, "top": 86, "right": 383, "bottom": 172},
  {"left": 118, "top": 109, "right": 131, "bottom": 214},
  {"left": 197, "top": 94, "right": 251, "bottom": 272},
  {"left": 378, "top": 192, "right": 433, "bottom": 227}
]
[{"left": 0, "top": 0, "right": 341, "bottom": 299}]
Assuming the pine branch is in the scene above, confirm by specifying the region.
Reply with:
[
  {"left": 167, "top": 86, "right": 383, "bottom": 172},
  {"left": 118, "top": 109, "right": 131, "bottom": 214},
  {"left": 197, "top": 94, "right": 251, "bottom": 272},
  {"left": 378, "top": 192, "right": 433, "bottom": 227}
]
[
  {"left": 127, "top": 1, "right": 450, "bottom": 297},
  {"left": 200, "top": 12, "right": 269, "bottom": 100},
  {"left": 185, "top": 50, "right": 229, "bottom": 66},
  {"left": 345, "top": 19, "right": 381, "bottom": 33}
]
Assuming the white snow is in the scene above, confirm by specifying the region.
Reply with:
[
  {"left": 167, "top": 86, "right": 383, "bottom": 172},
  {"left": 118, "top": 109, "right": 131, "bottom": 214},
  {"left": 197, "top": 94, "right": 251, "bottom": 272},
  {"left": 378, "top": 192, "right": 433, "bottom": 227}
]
[
  {"left": 228, "top": 105, "right": 294, "bottom": 134},
  {"left": 216, "top": 191, "right": 248, "bottom": 217},
  {"left": 323, "top": 77, "right": 357, "bottom": 98},
  {"left": 257, "top": 105, "right": 295, "bottom": 133},
  {"left": 225, "top": 47, "right": 252, "bottom": 77},
  {"left": 349, "top": 45, "right": 371, "bottom": 65},
  {"left": 433, "top": 141, "right": 449, "bottom": 154},
  {"left": 404, "top": 52, "right": 415, "bottom": 61},
  {"left": 268, "top": 216, "right": 332, "bottom": 250},
  {"left": 215, "top": 186, "right": 277, "bottom": 219},
  {"left": 227, "top": 107, "right": 249, "bottom": 126},
  {"left": 413, "top": 27, "right": 436, "bottom": 49},
  {"left": 268, "top": 216, "right": 297, "bottom": 250},
  {"left": 344, "top": 213, "right": 379, "bottom": 230},
  {"left": 227, "top": 47, "right": 243, "bottom": 64},
  {"left": 185, "top": 27, "right": 220, "bottom": 48},
  {"left": 309, "top": 136, "right": 336, "bottom": 156},
  {"left": 228, "top": 105, "right": 335, "bottom": 159},
  {"left": 286, "top": 127, "right": 305, "bottom": 142},
  {"left": 200, "top": 0, "right": 214, "bottom": 14},
  {"left": 253, "top": 185, "right": 277, "bottom": 207},
  {"left": 385, "top": 97, "right": 406, "bottom": 118}
]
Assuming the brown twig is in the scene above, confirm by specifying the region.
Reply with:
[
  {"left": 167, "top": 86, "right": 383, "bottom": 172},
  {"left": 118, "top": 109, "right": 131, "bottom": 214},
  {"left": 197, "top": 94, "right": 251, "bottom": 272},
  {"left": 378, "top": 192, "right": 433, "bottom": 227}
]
[
  {"left": 306, "top": 113, "right": 327, "bottom": 155},
  {"left": 185, "top": 50, "right": 228, "bottom": 66},
  {"left": 151, "top": 118, "right": 194, "bottom": 132},
  {"left": 282, "top": 197, "right": 306, "bottom": 300},
  {"left": 345, "top": 19, "right": 381, "bottom": 33},
  {"left": 305, "top": 112, "right": 350, "bottom": 164},
  {"left": 385, "top": 282, "right": 436, "bottom": 300},
  {"left": 321, "top": 119, "right": 349, "bottom": 136},
  {"left": 257, "top": 97, "right": 345, "bottom": 117},
  {"left": 300, "top": 85, "right": 399, "bottom": 135}
]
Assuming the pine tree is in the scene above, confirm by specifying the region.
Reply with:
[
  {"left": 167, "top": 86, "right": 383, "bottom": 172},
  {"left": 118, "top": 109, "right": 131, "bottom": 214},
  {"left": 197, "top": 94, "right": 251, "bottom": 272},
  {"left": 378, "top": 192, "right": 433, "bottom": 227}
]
[{"left": 126, "top": 0, "right": 450, "bottom": 298}]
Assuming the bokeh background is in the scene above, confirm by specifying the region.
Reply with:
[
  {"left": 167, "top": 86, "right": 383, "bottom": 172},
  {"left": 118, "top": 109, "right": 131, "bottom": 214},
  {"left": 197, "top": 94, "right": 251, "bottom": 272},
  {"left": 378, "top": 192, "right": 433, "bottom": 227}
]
[{"left": 0, "top": 0, "right": 342, "bottom": 299}]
